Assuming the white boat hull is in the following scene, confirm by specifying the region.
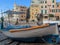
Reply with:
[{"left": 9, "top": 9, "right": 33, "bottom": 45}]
[{"left": 2, "top": 24, "right": 59, "bottom": 38}]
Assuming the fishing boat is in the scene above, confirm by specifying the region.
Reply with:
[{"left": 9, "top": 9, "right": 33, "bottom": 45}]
[
  {"left": 1, "top": 23, "right": 59, "bottom": 42},
  {"left": 0, "top": 11, "right": 59, "bottom": 43}
]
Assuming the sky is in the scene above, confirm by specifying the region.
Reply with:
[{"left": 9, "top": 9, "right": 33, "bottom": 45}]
[{"left": 0, "top": 0, "right": 60, "bottom": 17}]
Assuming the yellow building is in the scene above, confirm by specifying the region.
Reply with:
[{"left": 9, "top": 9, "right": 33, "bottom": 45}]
[{"left": 30, "top": 5, "right": 40, "bottom": 21}]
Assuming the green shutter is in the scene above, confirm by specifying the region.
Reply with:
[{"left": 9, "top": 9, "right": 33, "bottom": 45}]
[
  {"left": 41, "top": 10, "right": 43, "bottom": 14},
  {"left": 52, "top": 0, "right": 54, "bottom": 3},
  {"left": 45, "top": 10, "right": 47, "bottom": 14}
]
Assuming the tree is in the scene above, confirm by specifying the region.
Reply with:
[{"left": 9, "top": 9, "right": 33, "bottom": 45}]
[
  {"left": 49, "top": 14, "right": 54, "bottom": 17},
  {"left": 1, "top": 17, "right": 4, "bottom": 29}
]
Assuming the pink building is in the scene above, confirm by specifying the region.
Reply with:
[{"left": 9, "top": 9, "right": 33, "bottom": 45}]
[{"left": 55, "top": 2, "right": 60, "bottom": 20}]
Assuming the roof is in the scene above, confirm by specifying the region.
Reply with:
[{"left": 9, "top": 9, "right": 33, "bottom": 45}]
[
  {"left": 3, "top": 10, "right": 25, "bottom": 14},
  {"left": 14, "top": 4, "right": 27, "bottom": 8}
]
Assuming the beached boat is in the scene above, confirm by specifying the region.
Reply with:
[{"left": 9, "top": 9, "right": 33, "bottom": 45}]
[{"left": 1, "top": 24, "right": 59, "bottom": 41}]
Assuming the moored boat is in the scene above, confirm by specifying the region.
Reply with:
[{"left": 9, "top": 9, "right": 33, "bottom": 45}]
[{"left": 1, "top": 24, "right": 59, "bottom": 42}]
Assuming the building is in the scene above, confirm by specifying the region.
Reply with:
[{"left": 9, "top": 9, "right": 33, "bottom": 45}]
[
  {"left": 30, "top": 0, "right": 60, "bottom": 21},
  {"left": 55, "top": 2, "right": 60, "bottom": 20},
  {"left": 13, "top": 3, "right": 28, "bottom": 21},
  {"left": 30, "top": 4, "right": 40, "bottom": 21},
  {"left": 3, "top": 3, "right": 28, "bottom": 24}
]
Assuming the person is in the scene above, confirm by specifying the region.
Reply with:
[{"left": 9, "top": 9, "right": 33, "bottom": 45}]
[
  {"left": 26, "top": 9, "right": 30, "bottom": 23},
  {"left": 36, "top": 13, "right": 40, "bottom": 21},
  {"left": 36, "top": 13, "right": 43, "bottom": 25},
  {"left": 26, "top": 14, "right": 30, "bottom": 23},
  {"left": 15, "top": 18, "right": 19, "bottom": 25}
]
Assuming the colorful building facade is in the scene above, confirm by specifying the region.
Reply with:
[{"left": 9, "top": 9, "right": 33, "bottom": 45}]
[
  {"left": 30, "top": 0, "right": 60, "bottom": 21},
  {"left": 13, "top": 3, "right": 28, "bottom": 21},
  {"left": 55, "top": 2, "right": 60, "bottom": 20},
  {"left": 30, "top": 4, "right": 40, "bottom": 21}
]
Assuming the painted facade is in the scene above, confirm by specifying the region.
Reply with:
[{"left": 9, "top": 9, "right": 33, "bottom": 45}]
[
  {"left": 30, "top": 4, "right": 40, "bottom": 21},
  {"left": 55, "top": 2, "right": 60, "bottom": 20},
  {"left": 30, "top": 0, "right": 60, "bottom": 21},
  {"left": 13, "top": 3, "right": 28, "bottom": 21}
]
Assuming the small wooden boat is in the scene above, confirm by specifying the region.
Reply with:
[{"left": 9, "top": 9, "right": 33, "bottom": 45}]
[{"left": 2, "top": 24, "right": 59, "bottom": 40}]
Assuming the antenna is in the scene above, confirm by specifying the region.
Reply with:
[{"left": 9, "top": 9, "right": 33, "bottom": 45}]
[{"left": 14, "top": 0, "right": 16, "bottom": 4}]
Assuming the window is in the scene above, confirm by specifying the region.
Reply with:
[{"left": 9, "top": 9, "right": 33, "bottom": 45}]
[
  {"left": 45, "top": 10, "right": 47, "bottom": 14},
  {"left": 57, "top": 9, "right": 59, "bottom": 12},
  {"left": 52, "top": 10, "right": 53, "bottom": 12},
  {"left": 56, "top": 9, "right": 57, "bottom": 12},
  {"left": 45, "top": 6, "right": 47, "bottom": 8},
  {"left": 41, "top": 10, "right": 47, "bottom": 14},
  {"left": 32, "top": 20, "right": 35, "bottom": 22},
  {"left": 41, "top": 1, "right": 44, "bottom": 4},
  {"left": 41, "top": 6, "right": 43, "bottom": 8},
  {"left": 21, "top": 9, "right": 24, "bottom": 11},
  {"left": 24, "top": 16, "right": 26, "bottom": 17},
  {"left": 41, "top": 10, "right": 43, "bottom": 14},
  {"left": 59, "top": 9, "right": 60, "bottom": 12},
  {"left": 44, "top": 16, "right": 48, "bottom": 18},
  {"left": 56, "top": 16, "right": 59, "bottom": 20},
  {"left": 41, "top": 1, "right": 43, "bottom": 3},
  {"left": 21, "top": 16, "right": 23, "bottom": 17},
  {"left": 36, "top": 9, "right": 38, "bottom": 11},
  {"left": 45, "top": 1, "right": 47, "bottom": 3},
  {"left": 52, "top": 9, "right": 55, "bottom": 12},
  {"left": 40, "top": 1, "right": 42, "bottom": 3},
  {"left": 56, "top": 9, "right": 59, "bottom": 12},
  {"left": 16, "top": 7, "right": 18, "bottom": 10},
  {"left": 52, "top": 0, "right": 54, "bottom": 3},
  {"left": 52, "top": 5, "right": 54, "bottom": 8},
  {"left": 32, "top": 16, "right": 33, "bottom": 18},
  {"left": 43, "top": 1, "right": 44, "bottom": 3}
]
